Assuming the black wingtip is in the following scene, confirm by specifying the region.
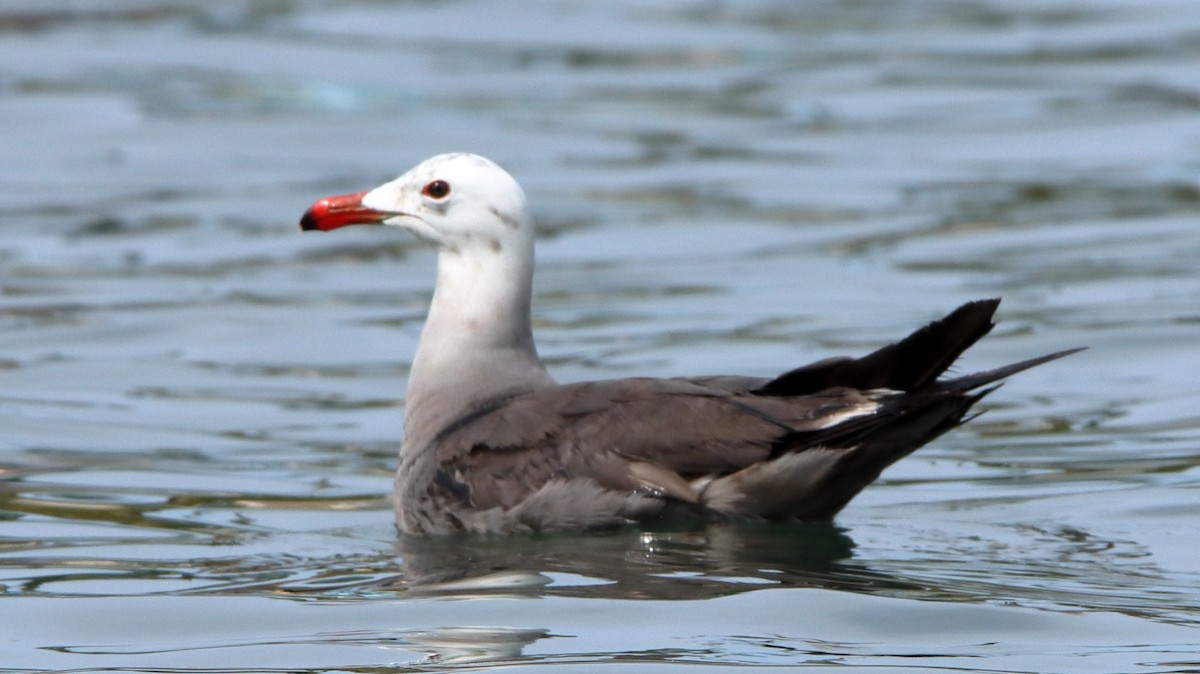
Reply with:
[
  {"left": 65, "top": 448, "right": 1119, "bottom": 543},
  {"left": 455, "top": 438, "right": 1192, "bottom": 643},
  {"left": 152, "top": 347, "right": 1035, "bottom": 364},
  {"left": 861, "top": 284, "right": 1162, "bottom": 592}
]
[
  {"left": 940, "top": 346, "right": 1087, "bottom": 392},
  {"left": 755, "top": 298, "right": 1005, "bottom": 396}
]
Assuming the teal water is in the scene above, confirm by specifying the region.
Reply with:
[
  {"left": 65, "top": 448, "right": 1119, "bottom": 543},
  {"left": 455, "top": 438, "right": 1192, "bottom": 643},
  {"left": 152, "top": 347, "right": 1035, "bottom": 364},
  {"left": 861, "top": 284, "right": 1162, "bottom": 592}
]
[{"left": 3, "top": 1, "right": 1200, "bottom": 671}]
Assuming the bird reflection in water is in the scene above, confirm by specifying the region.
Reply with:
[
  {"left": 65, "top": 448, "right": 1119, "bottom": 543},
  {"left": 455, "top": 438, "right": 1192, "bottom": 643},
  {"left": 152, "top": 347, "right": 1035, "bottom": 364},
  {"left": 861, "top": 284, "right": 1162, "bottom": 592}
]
[{"left": 392, "top": 520, "right": 858, "bottom": 599}]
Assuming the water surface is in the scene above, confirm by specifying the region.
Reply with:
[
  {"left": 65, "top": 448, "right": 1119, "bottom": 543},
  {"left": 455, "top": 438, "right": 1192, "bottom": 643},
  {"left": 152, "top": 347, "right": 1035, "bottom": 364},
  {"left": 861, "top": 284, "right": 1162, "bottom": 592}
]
[{"left": 3, "top": 1, "right": 1200, "bottom": 671}]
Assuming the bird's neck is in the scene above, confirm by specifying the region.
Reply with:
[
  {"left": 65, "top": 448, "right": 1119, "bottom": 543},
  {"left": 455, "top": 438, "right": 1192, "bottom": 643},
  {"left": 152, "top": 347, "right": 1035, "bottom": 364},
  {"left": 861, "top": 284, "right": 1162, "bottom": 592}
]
[{"left": 404, "top": 241, "right": 552, "bottom": 445}]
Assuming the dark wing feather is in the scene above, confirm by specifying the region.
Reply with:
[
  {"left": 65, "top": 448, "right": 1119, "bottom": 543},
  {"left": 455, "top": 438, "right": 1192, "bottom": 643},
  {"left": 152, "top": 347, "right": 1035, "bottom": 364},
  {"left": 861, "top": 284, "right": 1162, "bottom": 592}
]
[
  {"left": 754, "top": 298, "right": 1000, "bottom": 395},
  {"left": 430, "top": 378, "right": 881, "bottom": 512}
]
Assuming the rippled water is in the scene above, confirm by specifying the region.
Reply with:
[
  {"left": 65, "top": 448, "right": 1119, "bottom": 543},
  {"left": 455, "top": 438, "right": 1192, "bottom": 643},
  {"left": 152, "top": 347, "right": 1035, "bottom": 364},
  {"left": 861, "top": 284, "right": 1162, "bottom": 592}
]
[{"left": 3, "top": 1, "right": 1200, "bottom": 671}]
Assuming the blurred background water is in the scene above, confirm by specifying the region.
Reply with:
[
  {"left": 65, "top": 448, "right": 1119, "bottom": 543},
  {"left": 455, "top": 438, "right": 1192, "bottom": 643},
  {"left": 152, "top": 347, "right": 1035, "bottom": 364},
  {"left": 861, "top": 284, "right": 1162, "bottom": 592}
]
[{"left": 2, "top": 0, "right": 1200, "bottom": 671}]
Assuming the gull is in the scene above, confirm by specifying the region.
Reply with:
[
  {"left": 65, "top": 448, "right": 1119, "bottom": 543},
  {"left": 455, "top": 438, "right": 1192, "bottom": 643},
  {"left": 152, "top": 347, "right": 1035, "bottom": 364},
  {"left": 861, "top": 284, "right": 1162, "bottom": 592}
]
[{"left": 301, "top": 153, "right": 1078, "bottom": 534}]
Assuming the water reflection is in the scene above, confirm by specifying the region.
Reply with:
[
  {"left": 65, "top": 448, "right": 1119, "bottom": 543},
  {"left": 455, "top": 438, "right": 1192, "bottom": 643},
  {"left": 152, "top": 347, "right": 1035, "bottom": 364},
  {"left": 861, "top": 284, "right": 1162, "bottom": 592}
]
[
  {"left": 384, "top": 517, "right": 1187, "bottom": 626},
  {"left": 398, "top": 626, "right": 552, "bottom": 666},
  {"left": 395, "top": 521, "right": 856, "bottom": 599},
  {"left": 232, "top": 513, "right": 1189, "bottom": 626}
]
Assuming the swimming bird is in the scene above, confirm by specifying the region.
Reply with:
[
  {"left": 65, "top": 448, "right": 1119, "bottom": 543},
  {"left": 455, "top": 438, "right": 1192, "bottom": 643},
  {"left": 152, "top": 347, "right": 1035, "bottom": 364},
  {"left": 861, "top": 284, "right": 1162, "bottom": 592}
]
[{"left": 300, "top": 153, "right": 1078, "bottom": 534}]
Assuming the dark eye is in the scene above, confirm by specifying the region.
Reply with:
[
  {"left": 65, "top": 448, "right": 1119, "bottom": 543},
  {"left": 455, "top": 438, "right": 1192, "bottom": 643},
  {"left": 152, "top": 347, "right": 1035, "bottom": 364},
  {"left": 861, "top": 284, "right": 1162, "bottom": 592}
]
[{"left": 422, "top": 179, "right": 451, "bottom": 200}]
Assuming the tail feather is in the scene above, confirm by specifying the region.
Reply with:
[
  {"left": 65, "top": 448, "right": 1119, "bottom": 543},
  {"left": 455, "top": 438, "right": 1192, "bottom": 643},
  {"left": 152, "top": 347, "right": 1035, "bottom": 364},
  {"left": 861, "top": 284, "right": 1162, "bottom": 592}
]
[
  {"left": 754, "top": 298, "right": 1002, "bottom": 396},
  {"left": 744, "top": 321, "right": 1084, "bottom": 521}
]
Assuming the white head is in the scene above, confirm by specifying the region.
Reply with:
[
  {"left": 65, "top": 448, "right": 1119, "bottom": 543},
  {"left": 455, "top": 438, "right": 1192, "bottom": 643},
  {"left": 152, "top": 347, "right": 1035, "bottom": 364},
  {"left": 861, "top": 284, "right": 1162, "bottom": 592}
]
[
  {"left": 300, "top": 153, "right": 533, "bottom": 254},
  {"left": 301, "top": 153, "right": 553, "bottom": 426}
]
